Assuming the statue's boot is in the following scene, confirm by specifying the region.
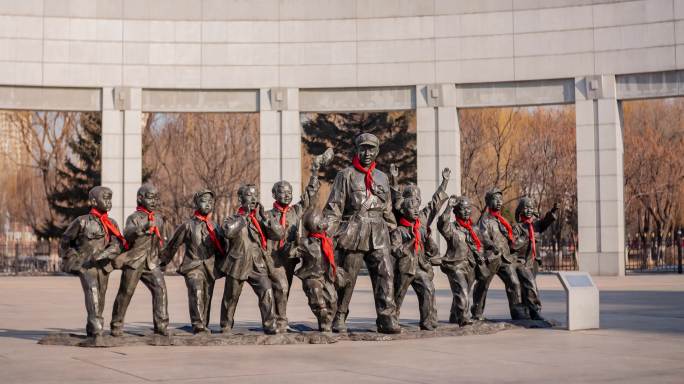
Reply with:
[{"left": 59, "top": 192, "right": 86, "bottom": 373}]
[
  {"left": 332, "top": 312, "right": 347, "bottom": 333},
  {"left": 530, "top": 309, "right": 546, "bottom": 321}
]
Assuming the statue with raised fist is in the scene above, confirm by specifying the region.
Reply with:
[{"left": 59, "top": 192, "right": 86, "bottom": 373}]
[
  {"left": 264, "top": 149, "right": 329, "bottom": 332},
  {"left": 510, "top": 197, "right": 557, "bottom": 320},
  {"left": 438, "top": 195, "right": 484, "bottom": 326},
  {"left": 389, "top": 167, "right": 450, "bottom": 330}
]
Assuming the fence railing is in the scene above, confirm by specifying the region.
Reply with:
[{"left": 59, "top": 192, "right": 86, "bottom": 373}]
[
  {"left": 537, "top": 240, "right": 578, "bottom": 272},
  {"left": 625, "top": 233, "right": 683, "bottom": 274},
  {"left": 0, "top": 240, "right": 61, "bottom": 275}
]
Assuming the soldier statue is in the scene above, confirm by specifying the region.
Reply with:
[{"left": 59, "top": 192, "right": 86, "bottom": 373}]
[
  {"left": 389, "top": 167, "right": 450, "bottom": 330},
  {"left": 59, "top": 186, "right": 127, "bottom": 338},
  {"left": 324, "top": 133, "right": 400, "bottom": 334},
  {"left": 161, "top": 189, "right": 224, "bottom": 334},
  {"left": 110, "top": 183, "right": 169, "bottom": 336},
  {"left": 473, "top": 188, "right": 524, "bottom": 320},
  {"left": 510, "top": 197, "right": 557, "bottom": 320},
  {"left": 437, "top": 195, "right": 485, "bottom": 326},
  {"left": 220, "top": 184, "right": 284, "bottom": 334}
]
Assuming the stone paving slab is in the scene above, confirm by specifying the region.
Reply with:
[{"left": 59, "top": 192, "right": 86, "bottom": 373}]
[{"left": 1, "top": 273, "right": 683, "bottom": 383}]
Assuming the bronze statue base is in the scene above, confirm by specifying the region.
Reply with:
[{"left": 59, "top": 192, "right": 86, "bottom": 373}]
[{"left": 38, "top": 319, "right": 554, "bottom": 348}]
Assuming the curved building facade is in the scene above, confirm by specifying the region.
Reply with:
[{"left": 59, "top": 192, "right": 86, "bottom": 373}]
[{"left": 2, "top": 0, "right": 683, "bottom": 275}]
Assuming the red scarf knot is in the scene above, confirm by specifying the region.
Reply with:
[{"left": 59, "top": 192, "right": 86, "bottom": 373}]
[
  {"left": 488, "top": 208, "right": 514, "bottom": 242},
  {"left": 193, "top": 210, "right": 224, "bottom": 254},
  {"left": 309, "top": 231, "right": 336, "bottom": 277},
  {"left": 238, "top": 207, "right": 267, "bottom": 250},
  {"left": 455, "top": 217, "right": 482, "bottom": 251},
  {"left": 90, "top": 208, "right": 129, "bottom": 250},
  {"left": 136, "top": 206, "right": 163, "bottom": 247},
  {"left": 352, "top": 155, "right": 376, "bottom": 196},
  {"left": 272, "top": 201, "right": 290, "bottom": 248},
  {"left": 398, "top": 217, "right": 422, "bottom": 252},
  {"left": 521, "top": 215, "right": 537, "bottom": 261}
]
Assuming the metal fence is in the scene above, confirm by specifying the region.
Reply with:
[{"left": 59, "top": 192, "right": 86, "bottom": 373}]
[
  {"left": 625, "top": 233, "right": 683, "bottom": 274},
  {"left": 0, "top": 240, "right": 61, "bottom": 275},
  {"left": 537, "top": 240, "right": 578, "bottom": 272}
]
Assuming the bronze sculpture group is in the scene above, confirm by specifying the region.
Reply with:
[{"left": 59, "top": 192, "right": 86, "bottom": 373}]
[{"left": 59, "top": 133, "right": 556, "bottom": 339}]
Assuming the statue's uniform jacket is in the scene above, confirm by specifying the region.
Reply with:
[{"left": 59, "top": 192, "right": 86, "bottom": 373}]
[
  {"left": 111, "top": 210, "right": 169, "bottom": 333},
  {"left": 390, "top": 186, "right": 446, "bottom": 328},
  {"left": 165, "top": 216, "right": 223, "bottom": 279},
  {"left": 120, "top": 210, "right": 165, "bottom": 270},
  {"left": 510, "top": 211, "right": 556, "bottom": 268},
  {"left": 220, "top": 214, "right": 283, "bottom": 280},
  {"left": 60, "top": 214, "right": 125, "bottom": 336},
  {"left": 60, "top": 214, "right": 123, "bottom": 273},
  {"left": 437, "top": 214, "right": 481, "bottom": 324},
  {"left": 325, "top": 166, "right": 396, "bottom": 250}
]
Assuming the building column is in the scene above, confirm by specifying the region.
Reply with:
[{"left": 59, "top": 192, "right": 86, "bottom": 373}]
[
  {"left": 100, "top": 87, "right": 142, "bottom": 225},
  {"left": 416, "top": 84, "right": 461, "bottom": 252},
  {"left": 416, "top": 84, "right": 460, "bottom": 205},
  {"left": 575, "top": 75, "right": 625, "bottom": 276},
  {"left": 259, "top": 88, "right": 301, "bottom": 206}
]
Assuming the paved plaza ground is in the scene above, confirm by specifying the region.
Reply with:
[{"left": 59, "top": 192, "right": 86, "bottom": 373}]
[{"left": 0, "top": 272, "right": 682, "bottom": 383}]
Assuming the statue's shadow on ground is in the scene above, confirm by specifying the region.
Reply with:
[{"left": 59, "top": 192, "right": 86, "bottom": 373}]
[{"left": 37, "top": 318, "right": 557, "bottom": 347}]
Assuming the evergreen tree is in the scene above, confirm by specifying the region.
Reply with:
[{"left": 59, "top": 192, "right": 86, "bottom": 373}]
[
  {"left": 39, "top": 112, "right": 101, "bottom": 238},
  {"left": 302, "top": 111, "right": 416, "bottom": 184}
]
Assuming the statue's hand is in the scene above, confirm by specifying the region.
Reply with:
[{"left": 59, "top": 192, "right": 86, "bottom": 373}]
[
  {"left": 389, "top": 164, "right": 399, "bottom": 179},
  {"left": 442, "top": 168, "right": 451, "bottom": 180}
]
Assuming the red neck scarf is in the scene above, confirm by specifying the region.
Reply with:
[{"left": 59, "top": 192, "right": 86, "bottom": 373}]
[
  {"left": 309, "top": 231, "right": 336, "bottom": 276},
  {"left": 238, "top": 207, "right": 267, "bottom": 250},
  {"left": 136, "top": 206, "right": 163, "bottom": 247},
  {"left": 352, "top": 155, "right": 376, "bottom": 195},
  {"left": 398, "top": 217, "right": 422, "bottom": 252},
  {"left": 272, "top": 202, "right": 290, "bottom": 248},
  {"left": 456, "top": 217, "right": 481, "bottom": 251},
  {"left": 521, "top": 215, "right": 536, "bottom": 260},
  {"left": 488, "top": 208, "right": 513, "bottom": 242},
  {"left": 90, "top": 208, "right": 129, "bottom": 250},
  {"left": 193, "top": 210, "right": 224, "bottom": 254}
]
